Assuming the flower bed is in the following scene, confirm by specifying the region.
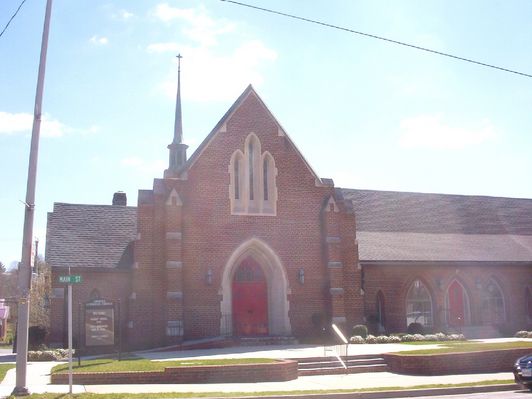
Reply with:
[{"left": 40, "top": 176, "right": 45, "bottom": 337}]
[{"left": 350, "top": 332, "right": 465, "bottom": 344}]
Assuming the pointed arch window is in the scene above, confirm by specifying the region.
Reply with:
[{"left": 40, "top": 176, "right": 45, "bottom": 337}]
[
  {"left": 482, "top": 279, "right": 505, "bottom": 325},
  {"left": 229, "top": 134, "right": 277, "bottom": 215},
  {"left": 405, "top": 279, "right": 433, "bottom": 327},
  {"left": 234, "top": 157, "right": 241, "bottom": 200},
  {"left": 248, "top": 141, "right": 254, "bottom": 201},
  {"left": 263, "top": 158, "right": 269, "bottom": 201}
]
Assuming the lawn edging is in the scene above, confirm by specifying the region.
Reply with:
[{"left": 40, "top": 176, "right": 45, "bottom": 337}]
[
  {"left": 384, "top": 347, "right": 530, "bottom": 375},
  {"left": 51, "top": 359, "right": 298, "bottom": 384}
]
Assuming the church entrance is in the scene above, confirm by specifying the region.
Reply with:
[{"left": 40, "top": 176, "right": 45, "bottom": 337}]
[
  {"left": 447, "top": 280, "right": 466, "bottom": 327},
  {"left": 232, "top": 257, "right": 268, "bottom": 336}
]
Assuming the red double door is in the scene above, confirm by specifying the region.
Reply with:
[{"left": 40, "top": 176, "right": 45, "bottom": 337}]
[
  {"left": 232, "top": 257, "right": 268, "bottom": 336},
  {"left": 448, "top": 280, "right": 465, "bottom": 326}
]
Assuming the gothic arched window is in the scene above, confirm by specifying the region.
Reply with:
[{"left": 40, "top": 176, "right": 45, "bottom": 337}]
[
  {"left": 229, "top": 134, "right": 277, "bottom": 215},
  {"left": 482, "top": 278, "right": 505, "bottom": 325},
  {"left": 405, "top": 279, "right": 433, "bottom": 328}
]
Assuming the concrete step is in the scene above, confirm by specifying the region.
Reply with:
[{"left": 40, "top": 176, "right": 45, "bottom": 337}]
[
  {"left": 294, "top": 354, "right": 389, "bottom": 376},
  {"left": 299, "top": 363, "right": 388, "bottom": 376},
  {"left": 298, "top": 357, "right": 386, "bottom": 369}
]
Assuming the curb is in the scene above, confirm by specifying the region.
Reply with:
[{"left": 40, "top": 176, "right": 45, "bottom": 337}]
[{"left": 193, "top": 383, "right": 519, "bottom": 399}]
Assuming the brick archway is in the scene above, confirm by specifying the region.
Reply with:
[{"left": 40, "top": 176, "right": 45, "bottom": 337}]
[{"left": 220, "top": 238, "right": 292, "bottom": 336}]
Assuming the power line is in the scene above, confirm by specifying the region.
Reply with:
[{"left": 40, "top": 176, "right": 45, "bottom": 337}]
[
  {"left": 220, "top": 0, "right": 532, "bottom": 79},
  {"left": 0, "top": 0, "right": 28, "bottom": 39}
]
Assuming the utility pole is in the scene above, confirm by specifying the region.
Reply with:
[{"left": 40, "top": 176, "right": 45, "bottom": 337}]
[{"left": 12, "top": 0, "right": 53, "bottom": 395}]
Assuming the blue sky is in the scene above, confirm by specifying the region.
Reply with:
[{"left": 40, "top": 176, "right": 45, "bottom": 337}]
[{"left": 1, "top": 0, "right": 531, "bottom": 268}]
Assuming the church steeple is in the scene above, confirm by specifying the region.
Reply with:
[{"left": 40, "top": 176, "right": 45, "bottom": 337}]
[{"left": 165, "top": 54, "right": 188, "bottom": 178}]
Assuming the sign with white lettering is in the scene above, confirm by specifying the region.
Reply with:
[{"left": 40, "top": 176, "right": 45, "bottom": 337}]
[
  {"left": 59, "top": 275, "right": 82, "bottom": 284},
  {"left": 85, "top": 301, "right": 114, "bottom": 346}
]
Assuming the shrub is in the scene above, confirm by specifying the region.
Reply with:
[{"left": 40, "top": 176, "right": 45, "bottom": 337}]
[
  {"left": 447, "top": 334, "right": 465, "bottom": 341},
  {"left": 375, "top": 335, "right": 391, "bottom": 343},
  {"left": 28, "top": 326, "right": 48, "bottom": 350},
  {"left": 349, "top": 335, "right": 365, "bottom": 344},
  {"left": 387, "top": 335, "right": 402, "bottom": 343},
  {"left": 401, "top": 334, "right": 413, "bottom": 342},
  {"left": 28, "top": 349, "right": 72, "bottom": 361},
  {"left": 352, "top": 324, "right": 368, "bottom": 339},
  {"left": 365, "top": 334, "right": 377, "bottom": 344},
  {"left": 424, "top": 334, "right": 438, "bottom": 341},
  {"left": 435, "top": 332, "right": 447, "bottom": 341},
  {"left": 407, "top": 322, "right": 424, "bottom": 335}
]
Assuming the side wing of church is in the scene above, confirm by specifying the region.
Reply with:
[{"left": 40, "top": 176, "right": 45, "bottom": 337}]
[{"left": 46, "top": 71, "right": 532, "bottom": 350}]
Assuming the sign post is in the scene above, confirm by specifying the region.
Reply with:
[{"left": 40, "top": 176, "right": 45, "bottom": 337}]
[{"left": 59, "top": 274, "right": 82, "bottom": 394}]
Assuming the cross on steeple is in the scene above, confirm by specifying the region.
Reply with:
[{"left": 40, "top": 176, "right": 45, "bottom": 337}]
[{"left": 165, "top": 54, "right": 188, "bottom": 177}]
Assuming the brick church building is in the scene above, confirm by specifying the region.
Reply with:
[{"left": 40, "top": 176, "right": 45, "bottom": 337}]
[{"left": 46, "top": 63, "right": 532, "bottom": 349}]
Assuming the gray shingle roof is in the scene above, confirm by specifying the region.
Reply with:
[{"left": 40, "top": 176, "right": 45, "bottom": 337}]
[
  {"left": 46, "top": 203, "right": 137, "bottom": 269},
  {"left": 342, "top": 189, "right": 532, "bottom": 235},
  {"left": 342, "top": 189, "right": 532, "bottom": 262},
  {"left": 357, "top": 231, "right": 532, "bottom": 262}
]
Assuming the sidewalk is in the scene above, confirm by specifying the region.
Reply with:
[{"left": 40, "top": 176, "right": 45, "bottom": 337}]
[{"left": 0, "top": 342, "right": 523, "bottom": 397}]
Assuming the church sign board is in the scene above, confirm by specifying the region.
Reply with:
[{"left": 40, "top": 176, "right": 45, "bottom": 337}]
[{"left": 84, "top": 299, "right": 114, "bottom": 346}]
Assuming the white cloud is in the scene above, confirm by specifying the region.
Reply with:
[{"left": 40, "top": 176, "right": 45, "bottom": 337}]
[
  {"left": 89, "top": 35, "right": 109, "bottom": 46},
  {"left": 118, "top": 9, "right": 134, "bottom": 20},
  {"left": 159, "top": 41, "right": 277, "bottom": 102},
  {"left": 148, "top": 4, "right": 277, "bottom": 102},
  {"left": 0, "top": 111, "right": 98, "bottom": 138},
  {"left": 0, "top": 112, "right": 65, "bottom": 137},
  {"left": 152, "top": 3, "right": 235, "bottom": 46},
  {"left": 399, "top": 114, "right": 496, "bottom": 150}
]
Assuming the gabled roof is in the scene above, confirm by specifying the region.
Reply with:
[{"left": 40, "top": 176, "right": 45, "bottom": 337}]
[
  {"left": 342, "top": 189, "right": 532, "bottom": 262},
  {"left": 46, "top": 203, "right": 137, "bottom": 269},
  {"left": 180, "top": 85, "right": 326, "bottom": 185}
]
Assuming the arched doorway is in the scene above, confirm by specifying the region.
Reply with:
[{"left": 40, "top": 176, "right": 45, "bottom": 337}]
[
  {"left": 446, "top": 280, "right": 470, "bottom": 327},
  {"left": 220, "top": 238, "right": 292, "bottom": 337},
  {"left": 232, "top": 257, "right": 268, "bottom": 336}
]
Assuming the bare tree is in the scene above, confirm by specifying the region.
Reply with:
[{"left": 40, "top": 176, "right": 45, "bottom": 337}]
[{"left": 29, "top": 258, "right": 51, "bottom": 328}]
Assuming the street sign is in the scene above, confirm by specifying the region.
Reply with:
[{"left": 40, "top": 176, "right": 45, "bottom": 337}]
[{"left": 59, "top": 275, "right": 82, "bottom": 284}]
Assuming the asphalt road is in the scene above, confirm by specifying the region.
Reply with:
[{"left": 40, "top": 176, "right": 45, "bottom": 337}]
[{"left": 0, "top": 348, "right": 14, "bottom": 363}]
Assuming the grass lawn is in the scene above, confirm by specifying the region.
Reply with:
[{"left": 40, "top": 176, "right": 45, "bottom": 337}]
[
  {"left": 52, "top": 357, "right": 277, "bottom": 374},
  {"left": 397, "top": 340, "right": 532, "bottom": 355},
  {"left": 13, "top": 379, "right": 515, "bottom": 398},
  {"left": 0, "top": 364, "right": 15, "bottom": 381}
]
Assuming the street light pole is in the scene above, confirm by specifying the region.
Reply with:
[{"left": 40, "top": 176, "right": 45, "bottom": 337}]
[{"left": 12, "top": 0, "right": 53, "bottom": 395}]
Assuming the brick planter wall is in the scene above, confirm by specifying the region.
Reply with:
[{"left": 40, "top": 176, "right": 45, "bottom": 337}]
[
  {"left": 51, "top": 359, "right": 298, "bottom": 384},
  {"left": 384, "top": 348, "right": 531, "bottom": 375}
]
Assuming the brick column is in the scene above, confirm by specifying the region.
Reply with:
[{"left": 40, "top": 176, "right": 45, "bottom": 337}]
[
  {"left": 322, "top": 196, "right": 347, "bottom": 327},
  {"left": 164, "top": 188, "right": 184, "bottom": 344}
]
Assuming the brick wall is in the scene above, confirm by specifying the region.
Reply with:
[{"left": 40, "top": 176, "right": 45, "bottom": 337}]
[
  {"left": 384, "top": 348, "right": 531, "bottom": 375},
  {"left": 49, "top": 267, "right": 131, "bottom": 347},
  {"left": 51, "top": 359, "right": 298, "bottom": 384},
  {"left": 129, "top": 88, "right": 362, "bottom": 347},
  {"left": 363, "top": 262, "right": 532, "bottom": 334}
]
